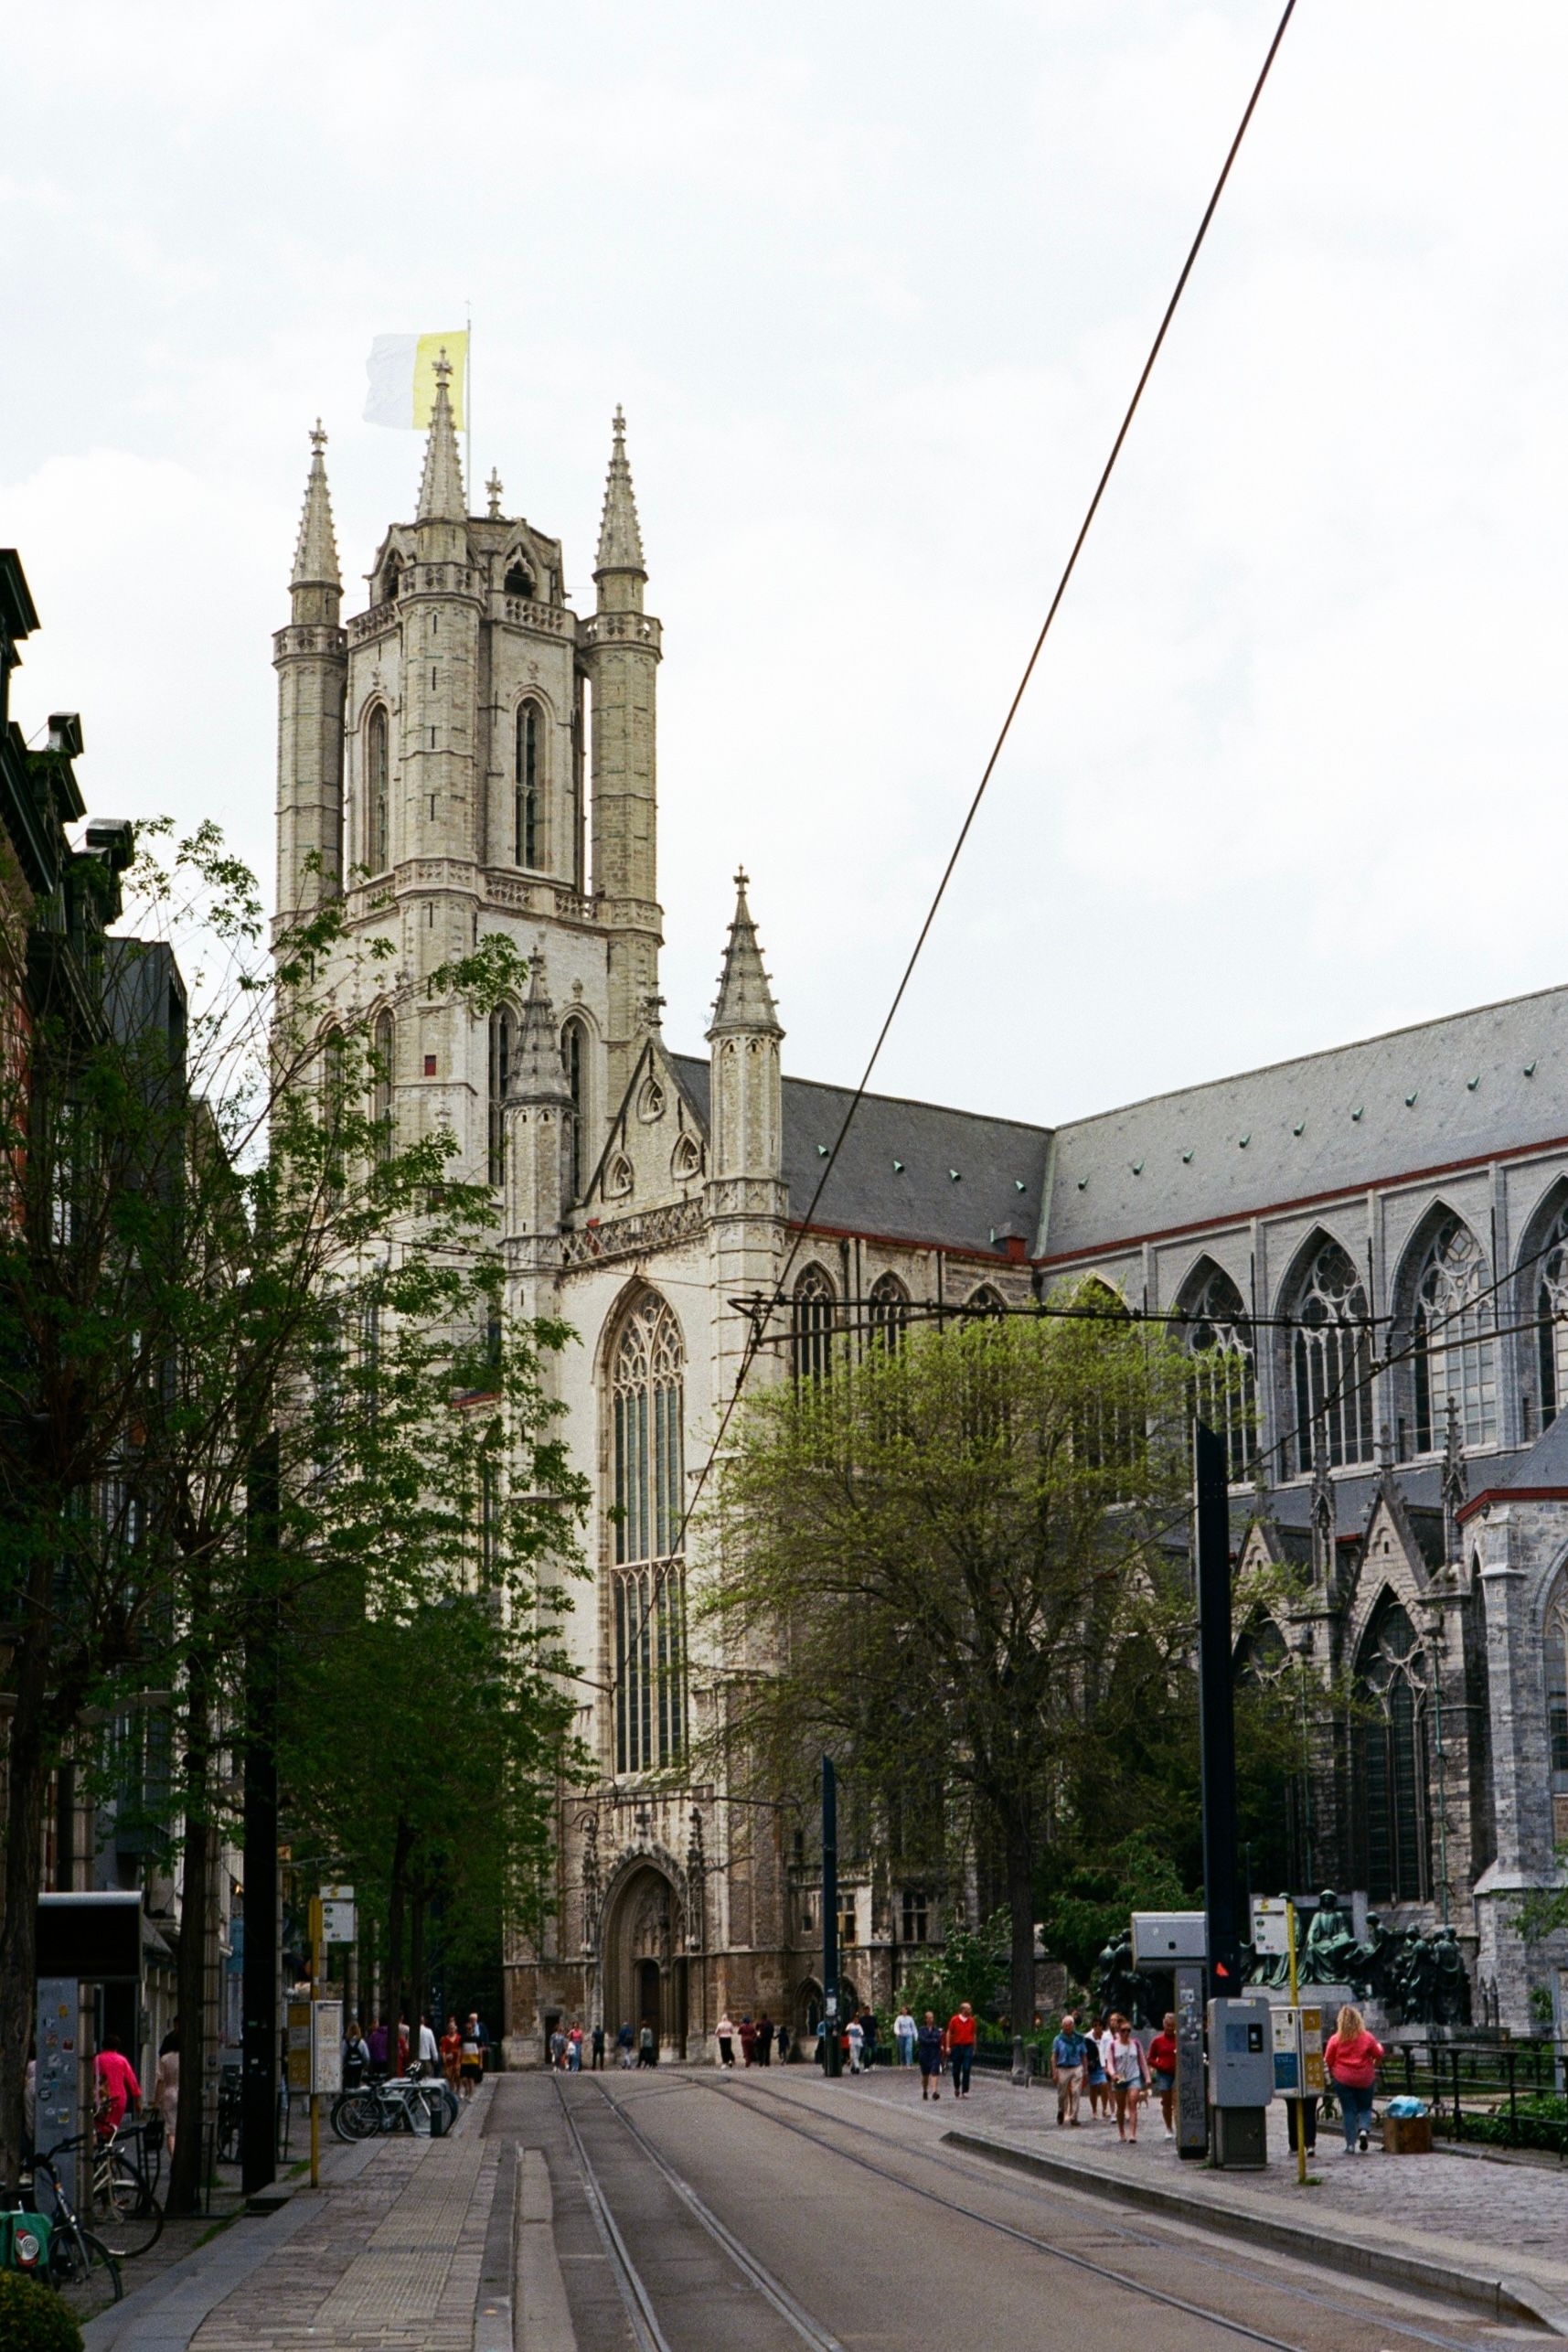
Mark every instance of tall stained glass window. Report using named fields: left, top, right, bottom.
left=1411, top=1215, right=1496, bottom=1450
left=612, top=1292, right=686, bottom=1776
left=1290, top=1238, right=1375, bottom=1471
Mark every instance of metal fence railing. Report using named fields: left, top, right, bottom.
left=1360, top=2038, right=1568, bottom=2158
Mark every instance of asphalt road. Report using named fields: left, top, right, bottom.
left=487, top=2066, right=1547, bottom=2351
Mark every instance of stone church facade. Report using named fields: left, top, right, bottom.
left=275, top=365, right=1568, bottom=2054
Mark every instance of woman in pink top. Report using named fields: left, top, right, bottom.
left=1323, top=2003, right=1383, bottom=2154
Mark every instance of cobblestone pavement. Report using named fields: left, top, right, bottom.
left=909, top=2067, right=1568, bottom=2296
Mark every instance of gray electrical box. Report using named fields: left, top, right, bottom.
left=1207, top=1997, right=1275, bottom=2108
left=1130, top=1911, right=1207, bottom=1966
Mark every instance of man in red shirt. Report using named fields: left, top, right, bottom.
left=1147, top=2011, right=1179, bottom=2140
left=94, top=2039, right=142, bottom=2137
left=945, top=2002, right=977, bottom=2100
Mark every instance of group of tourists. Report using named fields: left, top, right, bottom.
left=343, top=2010, right=489, bottom=2098
left=715, top=2013, right=791, bottom=2066
left=1050, top=2011, right=1176, bottom=2143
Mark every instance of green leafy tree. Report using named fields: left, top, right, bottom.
left=702, top=1298, right=1198, bottom=2079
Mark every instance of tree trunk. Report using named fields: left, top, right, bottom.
left=410, top=1887, right=427, bottom=2054
left=168, top=1677, right=212, bottom=2218
left=1005, top=1813, right=1036, bottom=2087
left=386, top=1814, right=411, bottom=2055
left=0, top=1551, right=60, bottom=2188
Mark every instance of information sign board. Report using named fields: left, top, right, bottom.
left=286, top=1997, right=312, bottom=2092
left=312, top=1997, right=343, bottom=2094
left=1251, top=1897, right=1290, bottom=1958
left=36, top=1979, right=80, bottom=2209
left=320, top=1901, right=356, bottom=1945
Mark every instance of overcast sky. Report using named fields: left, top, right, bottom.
left=5, top=1, right=1565, bottom=1128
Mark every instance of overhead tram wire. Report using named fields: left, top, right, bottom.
left=602, top=0, right=1302, bottom=1721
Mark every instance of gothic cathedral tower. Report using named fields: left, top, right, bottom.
left=273, top=358, right=664, bottom=1213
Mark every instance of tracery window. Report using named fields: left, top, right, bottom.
left=1411, top=1215, right=1496, bottom=1451
left=867, top=1272, right=910, bottom=1352
left=1353, top=1597, right=1432, bottom=1905
left=612, top=1292, right=687, bottom=1776
left=1545, top=1580, right=1568, bottom=1801
left=562, top=1018, right=586, bottom=1201
left=1289, top=1237, right=1375, bottom=1472
left=1182, top=1263, right=1256, bottom=1482
left=367, top=705, right=390, bottom=872
left=964, top=1285, right=1006, bottom=1318
left=487, top=1008, right=514, bottom=1187
left=1535, top=1197, right=1568, bottom=1428
left=370, top=1011, right=394, bottom=1161
left=515, top=703, right=541, bottom=869
left=792, top=1266, right=837, bottom=1385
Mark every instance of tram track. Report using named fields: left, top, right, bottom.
left=676, top=2069, right=1500, bottom=2352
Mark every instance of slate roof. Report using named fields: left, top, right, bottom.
left=1478, top=1408, right=1568, bottom=1495
left=1042, top=984, right=1568, bottom=1261
left=669, top=1054, right=1053, bottom=1257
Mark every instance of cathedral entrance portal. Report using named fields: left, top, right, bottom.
left=601, top=1861, right=688, bottom=2059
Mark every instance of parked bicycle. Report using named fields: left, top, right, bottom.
left=31, top=2139, right=123, bottom=2304
left=91, top=2119, right=165, bottom=2258
left=330, top=2066, right=457, bottom=2142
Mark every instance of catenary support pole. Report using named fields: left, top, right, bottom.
left=821, top=1757, right=841, bottom=2078
left=241, top=1436, right=280, bottom=2196
left=1196, top=1421, right=1242, bottom=1992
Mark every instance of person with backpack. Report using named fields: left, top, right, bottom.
left=1109, top=2014, right=1149, bottom=2142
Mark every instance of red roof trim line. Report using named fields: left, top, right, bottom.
left=1039, top=1130, right=1568, bottom=1272
left=1456, top=1485, right=1568, bottom=1524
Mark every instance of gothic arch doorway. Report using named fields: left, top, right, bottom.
left=601, top=1860, right=688, bottom=2058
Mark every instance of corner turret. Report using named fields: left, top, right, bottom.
left=504, top=959, right=571, bottom=1251
left=706, top=870, right=783, bottom=1184
left=274, top=422, right=347, bottom=918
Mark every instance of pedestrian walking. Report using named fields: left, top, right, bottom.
left=592, top=2023, right=605, bottom=2071
left=616, top=2022, right=635, bottom=2069
left=1147, top=2013, right=1179, bottom=2140
left=568, top=2023, right=584, bottom=2072
left=757, top=2013, right=774, bottom=2067
left=894, top=2005, right=916, bottom=2067
left=549, top=2024, right=567, bottom=2070
left=1088, top=2015, right=1114, bottom=2118
left=739, top=2015, right=758, bottom=2067
left=466, top=2012, right=491, bottom=2075
left=152, top=2040, right=179, bottom=2158
left=396, top=2018, right=411, bottom=2075
left=418, top=2015, right=440, bottom=2071
left=776, top=2022, right=791, bottom=2065
left=860, top=2008, right=880, bottom=2071
left=1324, top=2005, right=1384, bottom=2154
left=637, top=2021, right=656, bottom=2069
left=946, top=2002, right=976, bottom=2100
left=462, top=2015, right=487, bottom=2097
left=845, top=2016, right=865, bottom=2074
left=441, top=2015, right=462, bottom=2093
left=717, top=2012, right=736, bottom=2069
left=1110, top=2015, right=1148, bottom=2142
left=368, top=2019, right=389, bottom=2077
left=94, top=2038, right=142, bottom=2136
left=344, top=2019, right=372, bottom=2087
left=1051, top=2013, right=1090, bottom=2127
left=916, top=2010, right=944, bottom=2100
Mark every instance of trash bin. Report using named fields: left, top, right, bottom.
left=1383, top=2112, right=1432, bottom=2154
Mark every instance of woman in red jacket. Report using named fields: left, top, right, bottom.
left=1323, top=2003, right=1383, bottom=2154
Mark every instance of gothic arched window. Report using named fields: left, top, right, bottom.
left=1409, top=1213, right=1496, bottom=1451
left=504, top=558, right=534, bottom=599
left=965, top=1285, right=1006, bottom=1318
left=561, top=1018, right=586, bottom=1201
left=867, top=1272, right=910, bottom=1352
left=611, top=1292, right=687, bottom=1776
left=487, top=1008, right=514, bottom=1187
left=1181, top=1262, right=1256, bottom=1482
left=367, top=705, right=390, bottom=872
left=792, top=1266, right=837, bottom=1385
left=515, top=702, right=541, bottom=869
left=381, top=552, right=401, bottom=604
left=370, top=1010, right=393, bottom=1162
left=1288, top=1236, right=1375, bottom=1473
left=1353, top=1596, right=1431, bottom=1904
left=1534, top=1195, right=1568, bottom=1430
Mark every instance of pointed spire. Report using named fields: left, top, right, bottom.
left=485, top=468, right=505, bottom=520
left=1442, top=1395, right=1467, bottom=1564
left=595, top=404, right=645, bottom=579
left=292, top=420, right=340, bottom=591
left=513, top=957, right=571, bottom=1103
left=709, top=869, right=782, bottom=1038
left=416, top=349, right=466, bottom=525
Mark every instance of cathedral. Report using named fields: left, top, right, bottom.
left=276, top=359, right=1568, bottom=2055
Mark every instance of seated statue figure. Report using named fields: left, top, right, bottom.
left=1298, top=1887, right=1360, bottom=1985
left=1349, top=1911, right=1398, bottom=2004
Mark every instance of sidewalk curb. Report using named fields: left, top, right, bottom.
left=944, top=2125, right=1568, bottom=2336
left=474, top=2138, right=517, bottom=2352
left=517, top=2147, right=578, bottom=2351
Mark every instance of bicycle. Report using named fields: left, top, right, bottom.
left=91, top=2120, right=165, bottom=2258
left=31, top=2139, right=123, bottom=2304
left=330, top=2070, right=457, bottom=2142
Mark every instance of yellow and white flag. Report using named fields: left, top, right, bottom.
left=364, top=332, right=467, bottom=430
